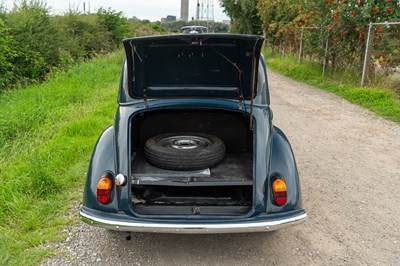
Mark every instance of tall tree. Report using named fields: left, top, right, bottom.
left=220, top=0, right=262, bottom=34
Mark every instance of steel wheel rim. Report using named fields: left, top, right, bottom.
left=159, top=135, right=212, bottom=150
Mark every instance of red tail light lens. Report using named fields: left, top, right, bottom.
left=272, top=179, right=287, bottom=206
left=97, top=177, right=112, bottom=204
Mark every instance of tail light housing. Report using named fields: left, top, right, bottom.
left=272, top=178, right=287, bottom=206
left=97, top=177, right=112, bottom=204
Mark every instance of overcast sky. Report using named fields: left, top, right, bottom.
left=2, top=0, right=230, bottom=22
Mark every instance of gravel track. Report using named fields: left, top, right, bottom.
left=42, top=71, right=400, bottom=266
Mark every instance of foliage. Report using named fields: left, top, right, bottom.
left=127, top=19, right=168, bottom=37
left=219, top=0, right=262, bottom=34
left=97, top=7, right=129, bottom=48
left=54, top=12, right=113, bottom=59
left=0, top=18, right=15, bottom=88
left=0, top=1, right=166, bottom=92
left=3, top=0, right=65, bottom=84
left=0, top=51, right=121, bottom=265
left=264, top=50, right=400, bottom=123
left=257, top=1, right=311, bottom=52
left=257, top=0, right=400, bottom=72
left=324, top=0, right=400, bottom=68
left=161, top=20, right=229, bottom=33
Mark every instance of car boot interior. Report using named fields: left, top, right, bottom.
left=130, top=109, right=254, bottom=216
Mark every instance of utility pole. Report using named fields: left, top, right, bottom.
left=198, top=0, right=214, bottom=32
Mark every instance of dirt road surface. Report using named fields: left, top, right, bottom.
left=43, top=71, right=400, bottom=266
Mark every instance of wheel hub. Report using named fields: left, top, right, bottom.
left=159, top=136, right=211, bottom=150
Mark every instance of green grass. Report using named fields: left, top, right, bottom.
left=264, top=51, right=400, bottom=123
left=0, top=51, right=122, bottom=265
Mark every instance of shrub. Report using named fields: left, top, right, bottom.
left=97, top=7, right=129, bottom=47
left=0, top=1, right=167, bottom=92
left=3, top=0, right=64, bottom=84
left=54, top=12, right=113, bottom=59
left=0, top=18, right=15, bottom=89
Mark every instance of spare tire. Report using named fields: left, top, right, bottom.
left=144, top=133, right=225, bottom=170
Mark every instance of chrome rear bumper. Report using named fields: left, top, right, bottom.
left=79, top=208, right=307, bottom=234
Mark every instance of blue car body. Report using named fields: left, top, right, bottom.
left=80, top=34, right=306, bottom=233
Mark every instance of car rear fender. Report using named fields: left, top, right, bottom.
left=83, top=126, right=119, bottom=212
left=266, top=126, right=303, bottom=212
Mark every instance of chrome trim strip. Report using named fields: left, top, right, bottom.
left=79, top=210, right=307, bottom=234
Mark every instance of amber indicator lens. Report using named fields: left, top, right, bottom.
left=97, top=177, right=112, bottom=204
left=272, top=179, right=287, bottom=206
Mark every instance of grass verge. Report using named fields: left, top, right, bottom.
left=0, top=51, right=123, bottom=265
left=264, top=51, right=400, bottom=123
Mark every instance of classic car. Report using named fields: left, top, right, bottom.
left=180, top=26, right=208, bottom=34
left=79, top=33, right=307, bottom=233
